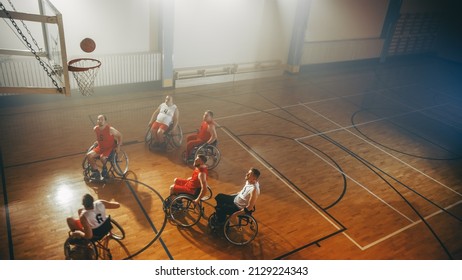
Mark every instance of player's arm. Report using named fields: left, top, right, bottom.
left=232, top=188, right=257, bottom=217
left=172, top=109, right=179, bottom=130
left=207, top=123, right=217, bottom=144
left=100, top=199, right=120, bottom=209
left=110, top=127, right=123, bottom=151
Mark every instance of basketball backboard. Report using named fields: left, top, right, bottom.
left=0, top=0, right=70, bottom=95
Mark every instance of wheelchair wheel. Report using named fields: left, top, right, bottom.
left=64, top=237, right=98, bottom=260
left=82, top=157, right=92, bottom=179
left=169, top=125, right=183, bottom=148
left=194, top=144, right=221, bottom=170
left=82, top=142, right=99, bottom=179
left=201, top=185, right=213, bottom=201
left=109, top=218, right=125, bottom=240
left=223, top=214, right=258, bottom=245
left=145, top=128, right=152, bottom=144
left=208, top=212, right=220, bottom=233
left=112, top=149, right=129, bottom=176
left=169, top=195, right=202, bottom=227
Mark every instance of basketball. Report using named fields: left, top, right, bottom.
left=80, top=37, right=96, bottom=53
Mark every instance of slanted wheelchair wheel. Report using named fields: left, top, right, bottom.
left=201, top=185, right=213, bottom=201
left=109, top=218, right=125, bottom=240
left=169, top=195, right=202, bottom=227
left=82, top=157, right=92, bottom=179
left=169, top=125, right=183, bottom=148
left=194, top=145, right=221, bottom=170
left=112, top=149, right=129, bottom=176
left=145, top=128, right=152, bottom=144
left=207, top=212, right=221, bottom=234
left=64, top=237, right=98, bottom=260
left=82, top=142, right=99, bottom=179
left=223, top=214, right=258, bottom=245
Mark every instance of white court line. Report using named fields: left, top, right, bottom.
left=298, top=102, right=462, bottom=197
left=219, top=125, right=343, bottom=232
left=220, top=124, right=405, bottom=251
left=379, top=85, right=462, bottom=132
left=296, top=103, right=450, bottom=141
left=224, top=125, right=462, bottom=251
left=361, top=200, right=462, bottom=250
left=214, top=88, right=462, bottom=251
left=293, top=139, right=415, bottom=224
left=214, top=92, right=366, bottom=121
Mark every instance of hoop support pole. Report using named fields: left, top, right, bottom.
left=0, top=10, right=57, bottom=23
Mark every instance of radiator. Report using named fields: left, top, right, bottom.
left=0, top=52, right=162, bottom=90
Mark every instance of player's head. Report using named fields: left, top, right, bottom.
left=165, top=95, right=173, bottom=105
left=97, top=114, right=107, bottom=127
left=203, top=110, right=214, bottom=121
left=246, top=168, right=260, bottom=183
left=82, top=193, right=94, bottom=209
left=194, top=154, right=207, bottom=167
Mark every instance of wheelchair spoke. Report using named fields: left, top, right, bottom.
left=224, top=215, right=258, bottom=245
left=113, top=150, right=129, bottom=176
left=169, top=196, right=202, bottom=227
left=64, top=238, right=98, bottom=260
left=110, top=219, right=125, bottom=240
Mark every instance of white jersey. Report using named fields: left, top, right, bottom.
left=156, top=103, right=177, bottom=126
left=81, top=200, right=107, bottom=230
left=234, top=181, right=260, bottom=209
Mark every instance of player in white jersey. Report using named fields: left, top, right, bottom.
left=213, top=168, right=261, bottom=224
left=148, top=95, right=179, bottom=149
left=66, top=193, right=120, bottom=240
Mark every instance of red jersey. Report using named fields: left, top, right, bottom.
left=186, top=166, right=208, bottom=188
left=94, top=125, right=115, bottom=154
left=197, top=121, right=212, bottom=141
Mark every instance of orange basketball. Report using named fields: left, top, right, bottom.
left=80, top=38, right=96, bottom=53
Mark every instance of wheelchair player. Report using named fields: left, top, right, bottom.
left=167, top=154, right=209, bottom=205
left=210, top=168, right=261, bottom=226
left=86, top=114, right=123, bottom=180
left=66, top=193, right=120, bottom=241
left=182, top=110, right=217, bottom=163
left=147, top=95, right=179, bottom=150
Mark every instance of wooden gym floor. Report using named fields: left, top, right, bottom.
left=1, top=56, right=461, bottom=260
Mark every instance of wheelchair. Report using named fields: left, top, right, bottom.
left=187, top=140, right=221, bottom=170
left=64, top=216, right=125, bottom=260
left=208, top=208, right=258, bottom=246
left=163, top=185, right=213, bottom=227
left=145, top=123, right=183, bottom=151
left=82, top=141, right=129, bottom=182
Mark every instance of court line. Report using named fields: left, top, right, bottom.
left=214, top=92, right=366, bottom=121
left=219, top=126, right=346, bottom=231
left=376, top=80, right=462, bottom=133
left=295, top=138, right=461, bottom=251
left=293, top=138, right=416, bottom=224
left=124, top=179, right=173, bottom=260
left=361, top=200, right=462, bottom=250
left=298, top=102, right=462, bottom=197
left=295, top=102, right=451, bottom=141
left=0, top=147, right=15, bottom=259
left=294, top=103, right=461, bottom=252
left=218, top=96, right=458, bottom=254
left=221, top=125, right=398, bottom=252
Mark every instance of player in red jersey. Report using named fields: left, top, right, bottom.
left=86, top=115, right=123, bottom=180
left=170, top=154, right=208, bottom=204
left=184, top=110, right=217, bottom=162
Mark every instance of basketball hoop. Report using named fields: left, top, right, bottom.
left=68, top=58, right=101, bottom=96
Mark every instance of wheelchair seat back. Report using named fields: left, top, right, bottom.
left=90, top=216, right=113, bottom=242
